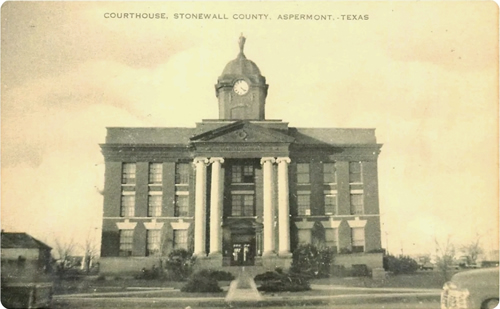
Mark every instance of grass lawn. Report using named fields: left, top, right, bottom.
left=312, top=270, right=460, bottom=289
left=53, top=269, right=459, bottom=296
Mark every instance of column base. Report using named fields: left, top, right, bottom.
left=278, top=251, right=292, bottom=258
left=262, top=251, right=277, bottom=257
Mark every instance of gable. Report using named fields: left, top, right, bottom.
left=190, top=121, right=294, bottom=144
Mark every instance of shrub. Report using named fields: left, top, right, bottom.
left=290, top=244, right=336, bottom=278
left=135, top=266, right=161, bottom=280
left=181, top=270, right=222, bottom=293
left=164, top=249, right=195, bottom=281
left=254, top=271, right=282, bottom=282
left=256, top=270, right=310, bottom=292
left=384, top=255, right=419, bottom=275
left=206, top=270, right=235, bottom=281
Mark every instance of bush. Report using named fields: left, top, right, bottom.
left=206, top=270, right=235, bottom=281
left=164, top=249, right=195, bottom=281
left=135, top=266, right=161, bottom=280
left=256, top=270, right=310, bottom=292
left=384, top=255, right=419, bottom=275
left=290, top=244, right=336, bottom=278
left=181, top=270, right=222, bottom=293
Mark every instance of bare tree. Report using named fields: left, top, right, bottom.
left=54, top=237, right=77, bottom=274
left=81, top=228, right=100, bottom=274
left=460, top=233, right=483, bottom=265
left=434, top=235, right=456, bottom=282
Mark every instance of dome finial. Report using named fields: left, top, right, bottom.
left=238, top=33, right=246, bottom=56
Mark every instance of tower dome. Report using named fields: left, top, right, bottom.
left=221, top=53, right=261, bottom=76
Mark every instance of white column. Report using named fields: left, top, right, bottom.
left=209, top=157, right=224, bottom=256
left=277, top=157, right=291, bottom=256
left=261, top=157, right=276, bottom=256
left=193, top=157, right=209, bottom=257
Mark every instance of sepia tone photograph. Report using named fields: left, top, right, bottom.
left=1, top=1, right=498, bottom=308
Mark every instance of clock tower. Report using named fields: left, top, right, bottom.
left=215, top=35, right=269, bottom=120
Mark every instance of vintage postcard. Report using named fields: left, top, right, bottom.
left=1, top=1, right=498, bottom=308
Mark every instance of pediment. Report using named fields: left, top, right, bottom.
left=190, top=121, right=295, bottom=144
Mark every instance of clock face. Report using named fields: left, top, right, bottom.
left=233, top=80, right=249, bottom=95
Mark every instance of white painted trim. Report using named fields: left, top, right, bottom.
left=297, top=190, right=311, bottom=194
left=116, top=219, right=137, bottom=230
left=121, top=191, right=135, bottom=195
left=323, top=190, right=338, bottom=194
left=321, top=218, right=342, bottom=229
left=148, top=191, right=163, bottom=196
left=171, top=219, right=190, bottom=230
left=175, top=191, right=189, bottom=196
left=231, top=190, right=255, bottom=195
left=295, top=219, right=315, bottom=230
left=350, top=189, right=364, bottom=194
left=347, top=217, right=367, bottom=228
left=144, top=219, right=164, bottom=230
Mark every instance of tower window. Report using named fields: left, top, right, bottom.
left=122, top=163, right=136, bottom=185
left=297, top=163, right=310, bottom=184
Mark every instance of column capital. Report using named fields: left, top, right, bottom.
left=260, top=157, right=276, bottom=165
left=276, top=157, right=291, bottom=164
left=193, top=157, right=209, bottom=165
left=209, top=157, right=225, bottom=164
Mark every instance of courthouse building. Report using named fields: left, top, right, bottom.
left=99, top=37, right=383, bottom=274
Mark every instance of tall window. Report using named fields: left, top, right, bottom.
left=324, top=194, right=337, bottom=215
left=323, top=163, right=336, bottom=183
left=122, top=163, right=136, bottom=184
left=351, top=228, right=365, bottom=252
left=119, top=230, right=133, bottom=256
left=349, top=162, right=362, bottom=183
left=173, top=230, right=188, bottom=250
left=325, top=229, right=338, bottom=252
left=146, top=230, right=161, bottom=256
left=297, top=163, right=310, bottom=184
left=175, top=163, right=190, bottom=185
left=174, top=195, right=189, bottom=217
left=232, top=165, right=254, bottom=183
left=148, top=194, right=162, bottom=217
left=231, top=194, right=254, bottom=216
left=149, top=163, right=162, bottom=184
left=350, top=194, right=364, bottom=215
left=120, top=194, right=135, bottom=217
left=297, top=193, right=310, bottom=215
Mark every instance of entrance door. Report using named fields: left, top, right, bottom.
left=232, top=243, right=254, bottom=266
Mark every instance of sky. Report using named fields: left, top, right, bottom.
left=1, top=1, right=498, bottom=257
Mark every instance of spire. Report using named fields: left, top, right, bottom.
left=238, top=33, right=246, bottom=57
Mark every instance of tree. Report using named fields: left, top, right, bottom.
left=81, top=228, right=99, bottom=274
left=54, top=237, right=77, bottom=275
left=434, top=235, right=456, bottom=282
left=460, top=233, right=483, bottom=265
